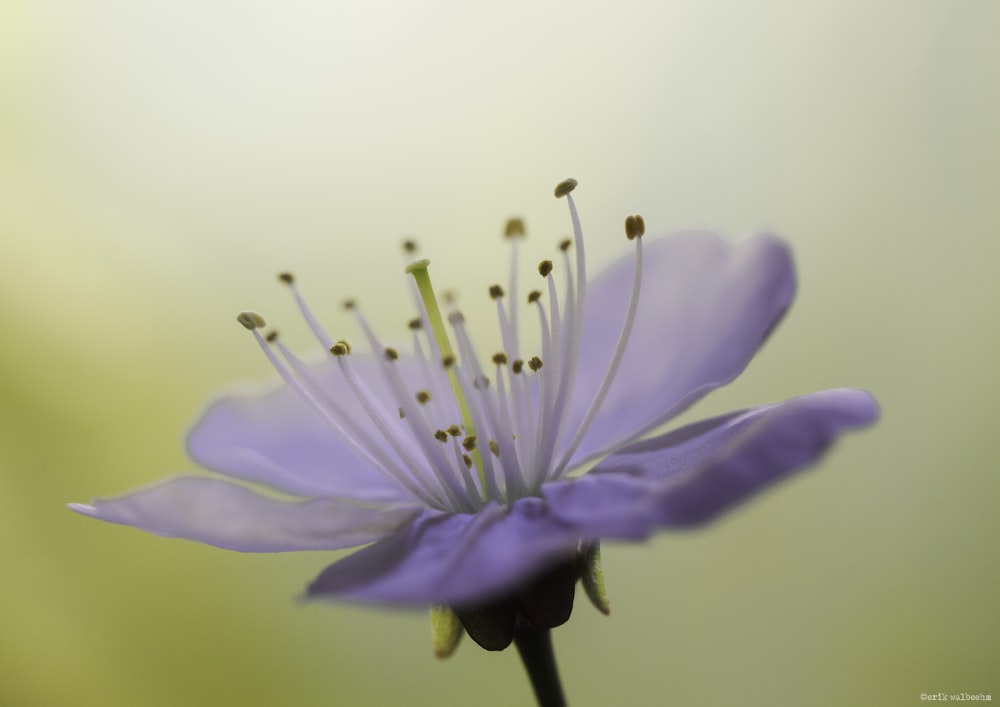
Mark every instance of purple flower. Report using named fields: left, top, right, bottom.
left=69, top=179, right=877, bottom=643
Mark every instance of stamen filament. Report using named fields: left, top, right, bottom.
left=554, top=232, right=644, bottom=476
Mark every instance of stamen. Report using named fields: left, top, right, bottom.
left=435, top=430, right=448, bottom=442
left=512, top=359, right=524, bottom=375
left=384, top=347, right=399, bottom=360
left=416, top=390, right=431, bottom=404
left=554, top=216, right=645, bottom=476
left=278, top=274, right=334, bottom=350
left=504, top=218, right=524, bottom=358
left=528, top=356, right=543, bottom=372
left=239, top=317, right=440, bottom=507
left=402, top=239, right=419, bottom=255
left=488, top=284, right=505, bottom=299
left=538, top=260, right=553, bottom=277
left=527, top=290, right=542, bottom=303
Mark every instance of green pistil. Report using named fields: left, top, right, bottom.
left=406, top=259, right=487, bottom=498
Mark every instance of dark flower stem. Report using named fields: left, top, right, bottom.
left=514, top=623, right=567, bottom=707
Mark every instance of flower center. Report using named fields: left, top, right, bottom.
left=236, top=179, right=645, bottom=513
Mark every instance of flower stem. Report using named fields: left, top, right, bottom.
left=514, top=623, right=567, bottom=707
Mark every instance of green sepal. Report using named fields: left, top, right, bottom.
left=429, top=605, right=463, bottom=659
left=579, top=542, right=611, bottom=615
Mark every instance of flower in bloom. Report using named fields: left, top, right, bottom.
left=69, top=179, right=878, bottom=652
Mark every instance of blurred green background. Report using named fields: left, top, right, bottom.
left=2, top=1, right=997, bottom=705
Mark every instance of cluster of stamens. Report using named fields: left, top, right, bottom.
left=237, top=179, right=645, bottom=513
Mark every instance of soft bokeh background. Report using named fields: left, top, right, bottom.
left=2, top=1, right=997, bottom=705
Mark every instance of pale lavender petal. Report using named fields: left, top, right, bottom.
left=187, top=356, right=422, bottom=503
left=305, top=497, right=582, bottom=606
left=562, top=232, right=796, bottom=467
left=544, top=389, right=878, bottom=536
left=68, top=476, right=422, bottom=552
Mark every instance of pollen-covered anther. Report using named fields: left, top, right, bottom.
left=449, top=311, right=465, bottom=325
left=442, top=354, right=456, bottom=369
left=492, top=352, right=509, bottom=365
left=554, top=178, right=578, bottom=198
left=462, top=435, right=477, bottom=451
left=402, top=239, right=418, bottom=254
left=462, top=454, right=473, bottom=469
left=446, top=424, right=461, bottom=437
left=625, top=214, right=646, bottom=240
left=342, top=299, right=357, bottom=311
left=408, top=317, right=423, bottom=330
left=528, top=356, right=543, bottom=372
left=384, top=347, right=399, bottom=361
left=415, top=390, right=431, bottom=405
left=434, top=430, right=448, bottom=443
left=504, top=217, right=526, bottom=238
left=527, top=290, right=542, bottom=304
left=538, top=260, right=553, bottom=277
left=489, top=439, right=500, bottom=457
left=488, top=284, right=505, bottom=300
left=558, top=238, right=572, bottom=252
left=265, top=330, right=279, bottom=343
left=236, top=311, right=266, bottom=330
left=473, top=375, right=490, bottom=390
left=512, top=359, right=524, bottom=375
left=398, top=407, right=405, bottom=419
left=329, top=340, right=351, bottom=356
left=277, top=272, right=294, bottom=285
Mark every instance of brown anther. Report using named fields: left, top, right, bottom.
left=384, top=347, right=399, bottom=360
left=512, top=359, right=524, bottom=374
left=402, top=239, right=418, bottom=254
left=442, top=354, right=456, bottom=369
left=625, top=214, right=646, bottom=240
left=265, top=330, right=279, bottom=343
left=398, top=407, right=405, bottom=419
left=527, top=290, right=542, bottom=304
left=330, top=341, right=350, bottom=356
left=492, top=352, right=509, bottom=365
left=489, top=439, right=500, bottom=457
left=488, top=284, right=505, bottom=300
left=538, top=260, right=553, bottom=277
left=446, top=424, right=462, bottom=437
left=449, top=311, right=466, bottom=325
left=462, top=454, right=473, bottom=469
left=342, top=299, right=357, bottom=310
left=416, top=390, right=431, bottom=404
left=278, top=272, right=295, bottom=285
left=408, top=317, right=423, bottom=330
left=434, top=430, right=448, bottom=443
left=462, top=435, right=477, bottom=451
left=504, top=217, right=526, bottom=238
left=558, top=238, right=572, bottom=252
left=528, top=356, right=543, bottom=372
left=554, top=178, right=578, bottom=198
left=473, top=375, right=490, bottom=390
left=443, top=290, right=457, bottom=305
left=237, top=311, right=266, bottom=330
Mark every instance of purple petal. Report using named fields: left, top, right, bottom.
left=306, top=497, right=582, bottom=606
left=186, top=357, right=421, bottom=503
left=544, top=389, right=879, bottom=537
left=68, top=476, right=422, bottom=552
left=562, top=232, right=796, bottom=467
